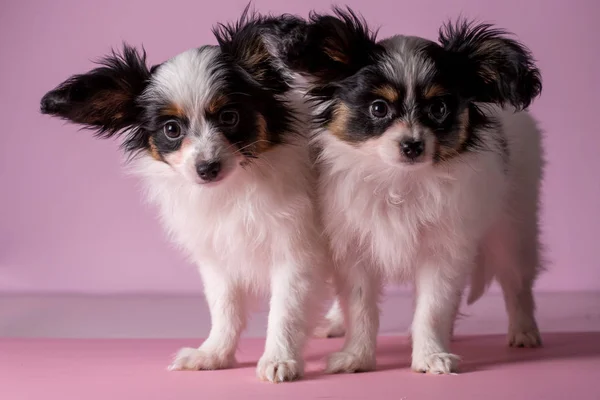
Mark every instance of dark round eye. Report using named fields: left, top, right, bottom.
left=163, top=121, right=182, bottom=139
left=370, top=100, right=389, bottom=119
left=429, top=100, right=448, bottom=121
left=219, top=110, right=239, bottom=127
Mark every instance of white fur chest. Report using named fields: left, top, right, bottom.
left=130, top=144, right=318, bottom=289
left=316, top=133, right=507, bottom=282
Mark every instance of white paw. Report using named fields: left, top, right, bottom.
left=168, top=347, right=233, bottom=371
left=508, top=328, right=542, bottom=348
left=256, top=355, right=303, bottom=383
left=326, top=351, right=376, bottom=373
left=314, top=319, right=346, bottom=338
left=412, top=352, right=460, bottom=374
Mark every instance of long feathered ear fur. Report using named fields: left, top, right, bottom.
left=281, top=6, right=383, bottom=82
left=40, top=44, right=152, bottom=137
left=212, top=4, right=302, bottom=94
left=439, top=19, right=542, bottom=110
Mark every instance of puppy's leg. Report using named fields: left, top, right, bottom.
left=495, top=235, right=541, bottom=347
left=170, top=267, right=246, bottom=371
left=257, top=264, right=318, bottom=383
left=326, top=267, right=380, bottom=373
left=314, top=298, right=346, bottom=338
left=449, top=289, right=464, bottom=341
left=485, top=218, right=542, bottom=348
left=411, top=261, right=464, bottom=374
left=499, top=278, right=541, bottom=348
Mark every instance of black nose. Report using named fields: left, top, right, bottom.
left=196, top=161, right=222, bottom=182
left=400, top=139, right=425, bottom=159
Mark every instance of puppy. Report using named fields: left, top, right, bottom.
left=280, top=8, right=544, bottom=374
left=40, top=10, right=328, bottom=383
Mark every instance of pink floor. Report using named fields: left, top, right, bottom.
left=3, top=333, right=600, bottom=400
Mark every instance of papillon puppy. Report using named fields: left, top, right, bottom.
left=279, top=8, right=544, bottom=374
left=40, top=10, right=329, bottom=383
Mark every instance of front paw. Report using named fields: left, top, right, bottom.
left=412, top=352, right=460, bottom=374
left=168, top=347, right=234, bottom=371
left=326, top=351, right=376, bottom=374
left=508, top=327, right=542, bottom=348
left=256, top=355, right=303, bottom=383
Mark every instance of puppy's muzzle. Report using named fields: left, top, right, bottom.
left=196, top=160, right=222, bottom=183
left=399, top=138, right=425, bottom=160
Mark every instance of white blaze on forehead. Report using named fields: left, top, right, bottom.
left=380, top=35, right=437, bottom=107
left=145, top=46, right=225, bottom=121
left=141, top=46, right=234, bottom=174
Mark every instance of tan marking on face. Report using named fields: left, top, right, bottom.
left=437, top=108, right=470, bottom=161
left=327, top=102, right=351, bottom=140
left=373, top=85, right=399, bottom=103
left=438, top=144, right=459, bottom=160
left=148, top=136, right=161, bottom=161
left=207, top=94, right=229, bottom=114
left=160, top=104, right=185, bottom=119
left=164, top=137, right=192, bottom=166
left=457, top=108, right=470, bottom=146
left=253, top=114, right=272, bottom=154
left=424, top=85, right=447, bottom=99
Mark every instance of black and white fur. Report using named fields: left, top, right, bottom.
left=280, top=8, right=544, bottom=374
left=40, top=10, right=329, bottom=383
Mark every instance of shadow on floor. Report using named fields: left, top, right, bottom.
left=302, top=331, right=600, bottom=377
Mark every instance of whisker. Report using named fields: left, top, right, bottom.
left=255, top=155, right=277, bottom=174
left=224, top=141, right=243, bottom=153
left=233, top=139, right=271, bottom=155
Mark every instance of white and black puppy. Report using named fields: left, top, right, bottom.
left=40, top=11, right=328, bottom=383
left=280, top=8, right=544, bottom=374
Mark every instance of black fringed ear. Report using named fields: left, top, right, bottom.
left=40, top=44, right=152, bottom=137
left=439, top=19, right=542, bottom=110
left=212, top=4, right=299, bottom=94
left=282, top=6, right=383, bottom=82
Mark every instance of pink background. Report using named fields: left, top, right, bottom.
left=1, top=0, right=598, bottom=294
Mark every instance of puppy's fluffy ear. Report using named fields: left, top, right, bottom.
left=213, top=5, right=295, bottom=94
left=283, top=6, right=382, bottom=82
left=439, top=19, right=542, bottom=110
left=40, top=44, right=151, bottom=136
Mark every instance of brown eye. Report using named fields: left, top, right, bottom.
left=219, top=110, right=239, bottom=127
left=370, top=100, right=389, bottom=119
left=163, top=121, right=182, bottom=139
left=429, top=100, right=448, bottom=122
